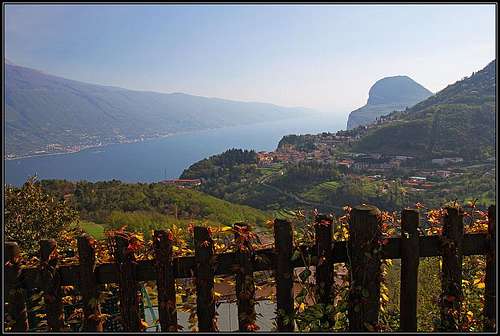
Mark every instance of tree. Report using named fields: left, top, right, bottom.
left=5, top=176, right=78, bottom=255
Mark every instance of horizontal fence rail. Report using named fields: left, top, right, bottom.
left=4, top=204, right=496, bottom=333
left=15, top=234, right=491, bottom=288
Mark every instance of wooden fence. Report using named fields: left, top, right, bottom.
left=4, top=204, right=496, bottom=332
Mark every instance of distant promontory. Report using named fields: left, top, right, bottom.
left=346, top=75, right=432, bottom=129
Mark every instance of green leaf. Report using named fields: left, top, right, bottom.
left=299, top=268, right=312, bottom=282
left=291, top=250, right=301, bottom=262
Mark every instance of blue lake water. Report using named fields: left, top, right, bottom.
left=5, top=115, right=345, bottom=186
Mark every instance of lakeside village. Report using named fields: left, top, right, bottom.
left=254, top=130, right=473, bottom=193
left=160, top=127, right=492, bottom=193
left=5, top=130, right=174, bottom=160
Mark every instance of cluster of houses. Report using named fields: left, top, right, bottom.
left=256, top=143, right=333, bottom=166
left=399, top=169, right=463, bottom=191
left=335, top=153, right=415, bottom=172
left=254, top=129, right=469, bottom=193
left=256, top=133, right=360, bottom=166
left=404, top=176, right=434, bottom=190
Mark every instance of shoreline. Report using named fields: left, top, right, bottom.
left=5, top=116, right=324, bottom=162
left=4, top=133, right=175, bottom=161
left=4, top=129, right=216, bottom=161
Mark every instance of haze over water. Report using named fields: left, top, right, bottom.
left=5, top=115, right=344, bottom=186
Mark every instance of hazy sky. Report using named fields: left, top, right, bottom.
left=4, top=4, right=496, bottom=116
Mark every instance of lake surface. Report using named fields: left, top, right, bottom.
left=5, top=115, right=344, bottom=186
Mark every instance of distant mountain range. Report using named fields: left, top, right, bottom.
left=346, top=75, right=433, bottom=129
left=353, top=60, right=496, bottom=160
left=5, top=61, right=314, bottom=157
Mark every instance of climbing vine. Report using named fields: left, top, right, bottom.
left=4, top=201, right=492, bottom=332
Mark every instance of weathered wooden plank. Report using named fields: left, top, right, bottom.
left=77, top=234, right=103, bottom=331
left=315, top=215, right=334, bottom=303
left=399, top=209, right=419, bottom=331
left=484, top=205, right=496, bottom=331
left=153, top=230, right=178, bottom=332
left=315, top=214, right=335, bottom=327
left=440, top=207, right=464, bottom=331
left=348, top=205, right=382, bottom=332
left=39, top=239, right=65, bottom=331
left=113, top=235, right=142, bottom=331
left=274, top=219, right=294, bottom=331
left=194, top=227, right=217, bottom=331
left=234, top=223, right=257, bottom=331
left=18, top=234, right=489, bottom=290
left=4, top=242, right=29, bottom=331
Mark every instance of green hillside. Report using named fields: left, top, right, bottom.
left=180, top=149, right=406, bottom=212
left=40, top=179, right=270, bottom=237
left=353, top=60, right=496, bottom=160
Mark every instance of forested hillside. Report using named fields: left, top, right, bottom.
left=180, top=150, right=407, bottom=212
left=40, top=179, right=269, bottom=237
left=354, top=60, right=496, bottom=160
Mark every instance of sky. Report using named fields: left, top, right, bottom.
left=4, top=4, right=497, bottom=117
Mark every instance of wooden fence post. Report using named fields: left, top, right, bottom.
left=153, top=230, right=178, bottom=332
left=400, top=209, right=419, bottom=331
left=234, top=223, right=257, bottom=331
left=113, top=235, right=142, bottom=331
left=39, top=239, right=64, bottom=331
left=77, top=234, right=103, bottom=331
left=274, top=219, right=294, bottom=331
left=315, top=214, right=335, bottom=327
left=484, top=205, right=496, bottom=331
left=194, top=226, right=217, bottom=331
left=348, top=205, right=382, bottom=332
left=5, top=242, right=29, bottom=331
left=440, top=206, right=464, bottom=331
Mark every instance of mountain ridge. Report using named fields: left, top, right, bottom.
left=5, top=62, right=315, bottom=157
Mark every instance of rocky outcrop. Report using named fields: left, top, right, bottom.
left=346, top=76, right=432, bottom=129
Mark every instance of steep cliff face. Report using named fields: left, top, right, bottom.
left=346, top=76, right=432, bottom=129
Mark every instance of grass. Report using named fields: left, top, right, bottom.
left=79, top=220, right=106, bottom=240
left=257, top=164, right=284, bottom=178
left=301, top=180, right=340, bottom=203
left=274, top=208, right=299, bottom=220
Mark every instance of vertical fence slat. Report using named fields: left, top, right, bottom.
left=440, top=206, right=464, bottom=331
left=400, top=209, right=419, bottom=331
left=39, top=239, right=64, bottom=331
left=484, top=205, right=496, bottom=331
left=77, top=234, right=103, bottom=331
left=194, top=226, right=217, bottom=331
left=234, top=223, right=257, bottom=331
left=5, top=242, right=29, bottom=331
left=274, top=219, right=294, bottom=331
left=153, top=230, right=178, bottom=332
left=315, top=214, right=335, bottom=326
left=348, top=205, right=381, bottom=332
left=6, top=203, right=496, bottom=333
left=114, top=235, right=142, bottom=331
